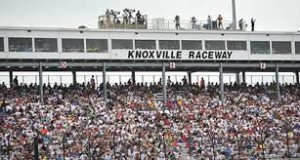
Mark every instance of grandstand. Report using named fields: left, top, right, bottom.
left=1, top=4, right=300, bottom=160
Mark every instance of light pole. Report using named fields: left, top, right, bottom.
left=231, top=0, right=237, bottom=30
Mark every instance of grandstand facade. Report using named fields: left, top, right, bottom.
left=1, top=26, right=300, bottom=102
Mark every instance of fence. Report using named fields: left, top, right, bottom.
left=98, top=14, right=233, bottom=31
left=0, top=73, right=297, bottom=87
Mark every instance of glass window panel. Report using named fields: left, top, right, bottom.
left=108, top=75, right=117, bottom=84
left=0, top=38, right=4, bottom=52
left=208, top=75, right=219, bottom=84
left=135, top=40, right=156, bottom=49
left=295, top=42, right=300, bottom=54
left=205, top=41, right=225, bottom=50
left=250, top=41, right=270, bottom=54
left=35, top=38, right=58, bottom=52
left=182, top=40, right=202, bottom=50
left=159, top=40, right=180, bottom=50
left=272, top=41, right=291, bottom=54
left=112, top=39, right=133, bottom=49
left=9, top=38, right=32, bottom=52
left=227, top=41, right=247, bottom=50
left=62, top=39, right=84, bottom=52
left=86, top=39, right=108, bottom=53
left=23, top=75, right=36, bottom=84
left=61, top=75, right=73, bottom=85
left=0, top=75, right=9, bottom=86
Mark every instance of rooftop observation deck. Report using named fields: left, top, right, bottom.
left=97, top=14, right=235, bottom=31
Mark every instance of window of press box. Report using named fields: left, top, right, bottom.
left=159, top=40, right=180, bottom=50
left=250, top=41, right=270, bottom=54
left=227, top=41, right=247, bottom=50
left=9, top=37, right=32, bottom=52
left=182, top=40, right=202, bottom=50
left=205, top=41, right=225, bottom=50
left=62, top=39, right=84, bottom=52
left=272, top=41, right=291, bottom=54
left=0, top=38, right=3, bottom=52
left=112, top=39, right=133, bottom=49
left=135, top=40, right=156, bottom=49
left=295, top=42, right=300, bottom=54
left=86, top=39, right=108, bottom=53
left=35, top=38, right=58, bottom=52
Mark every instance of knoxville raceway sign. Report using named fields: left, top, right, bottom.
left=127, top=50, right=234, bottom=60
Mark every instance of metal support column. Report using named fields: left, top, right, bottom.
left=34, top=133, right=39, bottom=160
left=295, top=71, right=299, bottom=84
left=275, top=63, right=281, bottom=101
left=39, top=62, right=44, bottom=106
left=231, top=0, right=237, bottom=30
left=103, top=62, right=107, bottom=102
left=162, top=63, right=167, bottom=106
left=131, top=71, right=136, bottom=84
left=9, top=70, right=13, bottom=87
left=242, top=71, right=246, bottom=84
left=235, top=72, right=240, bottom=84
left=219, top=63, right=224, bottom=102
left=188, top=71, right=192, bottom=84
left=72, top=70, right=77, bottom=85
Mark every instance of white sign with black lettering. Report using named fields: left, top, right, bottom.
left=110, top=50, right=249, bottom=60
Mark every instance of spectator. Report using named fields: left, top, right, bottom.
left=110, top=10, right=120, bottom=24
left=239, top=18, right=244, bottom=30
left=191, top=16, right=197, bottom=30
left=200, top=77, right=205, bottom=89
left=182, top=76, right=187, bottom=85
left=90, top=75, right=95, bottom=90
left=217, top=14, right=223, bottom=30
left=105, top=9, right=111, bottom=24
left=13, top=76, right=18, bottom=86
left=122, top=9, right=128, bottom=25
left=251, top=18, right=256, bottom=31
left=174, top=15, right=180, bottom=30
left=136, top=10, right=142, bottom=24
left=125, top=8, right=135, bottom=24
left=167, top=76, right=171, bottom=86
left=207, top=15, right=212, bottom=30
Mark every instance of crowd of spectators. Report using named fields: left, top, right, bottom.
left=0, top=78, right=300, bottom=160
left=176, top=14, right=226, bottom=30
left=104, top=8, right=146, bottom=26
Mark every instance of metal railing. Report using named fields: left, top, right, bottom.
left=98, top=15, right=234, bottom=31
left=0, top=74, right=296, bottom=87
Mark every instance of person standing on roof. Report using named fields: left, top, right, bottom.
left=105, top=9, right=111, bottom=24
left=175, top=15, right=180, bottom=30
left=136, top=10, right=142, bottom=24
left=191, top=16, right=197, bottom=30
left=207, top=15, right=212, bottom=30
left=217, top=14, right=223, bottom=30
left=122, top=9, right=128, bottom=24
left=251, top=18, right=256, bottom=31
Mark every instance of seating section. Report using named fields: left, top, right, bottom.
left=0, top=82, right=300, bottom=159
